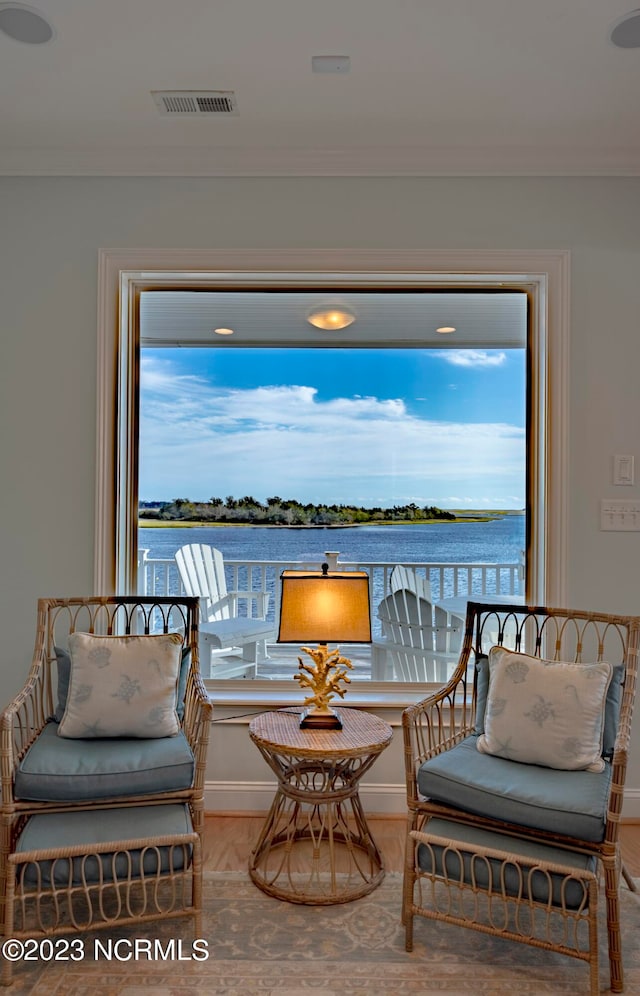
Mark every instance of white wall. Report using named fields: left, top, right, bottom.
left=2, top=175, right=640, bottom=812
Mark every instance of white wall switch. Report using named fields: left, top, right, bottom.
left=600, top=499, right=640, bottom=530
left=613, top=454, right=635, bottom=485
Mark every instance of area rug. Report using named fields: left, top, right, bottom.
left=6, top=872, right=640, bottom=995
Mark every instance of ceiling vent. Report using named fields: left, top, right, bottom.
left=151, top=90, right=238, bottom=116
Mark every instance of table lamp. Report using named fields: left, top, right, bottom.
left=277, top=563, right=372, bottom=729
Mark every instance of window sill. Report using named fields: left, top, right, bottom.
left=205, top=679, right=444, bottom=725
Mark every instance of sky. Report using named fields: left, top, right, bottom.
left=139, top=347, right=526, bottom=510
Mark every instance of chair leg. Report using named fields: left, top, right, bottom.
left=198, top=635, right=212, bottom=677
left=604, top=857, right=624, bottom=992
left=402, top=813, right=418, bottom=931
left=192, top=834, right=203, bottom=941
left=1, top=863, right=15, bottom=986
left=0, top=817, right=12, bottom=942
left=621, top=860, right=637, bottom=892
left=240, top=639, right=268, bottom=667
left=371, top=644, right=392, bottom=680
left=242, top=641, right=259, bottom=664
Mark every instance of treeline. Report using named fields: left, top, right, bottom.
left=139, top=496, right=456, bottom=526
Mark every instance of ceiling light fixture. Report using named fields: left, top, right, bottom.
left=437, top=326, right=456, bottom=334
left=213, top=327, right=235, bottom=336
left=610, top=9, right=640, bottom=47
left=307, top=305, right=356, bottom=331
left=0, top=3, right=54, bottom=43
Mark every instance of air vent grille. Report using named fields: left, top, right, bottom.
left=152, top=91, right=238, bottom=116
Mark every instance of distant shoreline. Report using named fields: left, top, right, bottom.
left=138, top=511, right=524, bottom=529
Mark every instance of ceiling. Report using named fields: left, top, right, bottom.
left=2, top=0, right=640, bottom=177
left=140, top=290, right=527, bottom=348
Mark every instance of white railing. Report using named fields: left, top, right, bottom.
left=137, top=549, right=523, bottom=640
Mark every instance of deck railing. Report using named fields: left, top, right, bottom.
left=137, top=549, right=523, bottom=640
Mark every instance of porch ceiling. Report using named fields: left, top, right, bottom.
left=140, top=289, right=527, bottom=349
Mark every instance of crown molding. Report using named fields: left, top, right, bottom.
left=3, top=144, right=640, bottom=177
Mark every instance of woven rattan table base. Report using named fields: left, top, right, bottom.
left=249, top=708, right=393, bottom=904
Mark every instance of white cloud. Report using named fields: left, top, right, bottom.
left=437, top=350, right=507, bottom=368
left=139, top=356, right=525, bottom=508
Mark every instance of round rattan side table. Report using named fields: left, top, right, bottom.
left=248, top=707, right=393, bottom=905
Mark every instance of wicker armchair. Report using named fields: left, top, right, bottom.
left=402, top=601, right=640, bottom=993
left=0, top=596, right=213, bottom=939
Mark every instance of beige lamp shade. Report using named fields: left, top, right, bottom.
left=277, top=569, right=372, bottom=644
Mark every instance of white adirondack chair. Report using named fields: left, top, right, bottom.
left=371, top=565, right=461, bottom=681
left=389, top=564, right=432, bottom=601
left=175, top=544, right=276, bottom=678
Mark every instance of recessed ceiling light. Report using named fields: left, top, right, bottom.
left=213, top=327, right=234, bottom=336
left=0, top=3, right=54, bottom=44
left=610, top=9, right=640, bottom=48
left=437, top=326, right=456, bottom=334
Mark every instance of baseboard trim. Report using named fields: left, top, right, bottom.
left=205, top=781, right=640, bottom=820
left=623, top=788, right=640, bottom=820
left=204, top=780, right=407, bottom=815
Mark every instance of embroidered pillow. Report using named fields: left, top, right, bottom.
left=58, top=632, right=183, bottom=739
left=477, top=646, right=612, bottom=772
left=54, top=643, right=191, bottom=723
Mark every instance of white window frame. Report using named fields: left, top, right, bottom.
left=95, top=248, right=569, bottom=704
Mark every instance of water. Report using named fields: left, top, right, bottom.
left=139, top=516, right=525, bottom=644
left=139, top=515, right=525, bottom=567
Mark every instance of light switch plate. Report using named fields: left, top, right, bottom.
left=600, top=499, right=640, bottom=530
left=613, top=454, right=635, bottom=485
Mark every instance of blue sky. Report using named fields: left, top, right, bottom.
left=140, top=347, right=525, bottom=509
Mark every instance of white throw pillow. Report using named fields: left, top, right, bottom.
left=477, top=646, right=612, bottom=772
left=58, top=632, right=183, bottom=739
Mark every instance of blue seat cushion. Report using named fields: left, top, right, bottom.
left=417, top=736, right=612, bottom=843
left=416, top=817, right=597, bottom=910
left=16, top=804, right=193, bottom=886
left=15, top=723, right=194, bottom=802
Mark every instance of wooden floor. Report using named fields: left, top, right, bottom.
left=203, top=813, right=640, bottom=877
